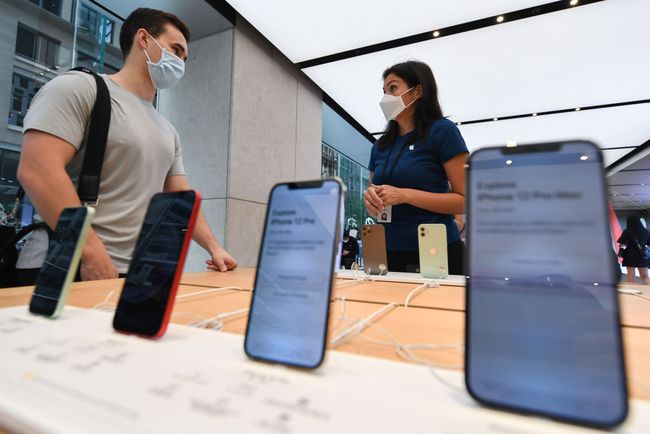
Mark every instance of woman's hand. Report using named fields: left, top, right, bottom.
left=363, top=185, right=384, bottom=215
left=376, top=185, right=407, bottom=206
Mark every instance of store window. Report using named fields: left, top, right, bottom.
left=321, top=102, right=374, bottom=231
left=0, top=148, right=21, bottom=223
left=8, top=73, right=44, bottom=128
left=28, top=0, right=62, bottom=16
left=73, top=1, right=123, bottom=75
left=78, top=3, right=115, bottom=44
left=321, top=145, right=338, bottom=178
left=321, top=143, right=371, bottom=230
left=76, top=50, right=120, bottom=74
left=2, top=0, right=123, bottom=222
left=15, top=24, right=60, bottom=68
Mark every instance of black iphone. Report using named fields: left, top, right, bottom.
left=244, top=179, right=344, bottom=368
left=465, top=140, right=628, bottom=427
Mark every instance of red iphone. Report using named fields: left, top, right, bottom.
left=113, top=190, right=200, bottom=338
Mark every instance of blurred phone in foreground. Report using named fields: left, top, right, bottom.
left=465, top=141, right=627, bottom=427
left=245, top=179, right=345, bottom=368
left=29, top=206, right=94, bottom=318
left=113, top=190, right=200, bottom=338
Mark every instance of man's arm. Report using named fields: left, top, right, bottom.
left=163, top=175, right=237, bottom=272
left=17, top=130, right=118, bottom=280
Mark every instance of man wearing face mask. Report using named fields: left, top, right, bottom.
left=364, top=61, right=468, bottom=274
left=15, top=8, right=237, bottom=283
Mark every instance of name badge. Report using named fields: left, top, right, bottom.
left=376, top=205, right=392, bottom=223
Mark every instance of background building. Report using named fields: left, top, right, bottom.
left=1, top=0, right=123, bottom=216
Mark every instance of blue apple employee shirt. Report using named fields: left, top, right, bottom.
left=368, top=118, right=468, bottom=252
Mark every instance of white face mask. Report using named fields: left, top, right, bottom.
left=143, top=35, right=185, bottom=89
left=379, top=86, right=416, bottom=121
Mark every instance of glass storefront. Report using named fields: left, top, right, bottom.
left=321, top=142, right=372, bottom=232
left=1, top=0, right=123, bottom=216
left=321, top=101, right=375, bottom=233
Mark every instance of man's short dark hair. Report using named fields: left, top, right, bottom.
left=119, top=8, right=191, bottom=58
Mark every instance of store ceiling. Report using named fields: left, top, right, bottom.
left=223, top=0, right=649, bottom=211
left=102, top=0, right=233, bottom=39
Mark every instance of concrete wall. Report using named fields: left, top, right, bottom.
left=162, top=19, right=323, bottom=270
left=158, top=29, right=234, bottom=272
left=226, top=19, right=322, bottom=267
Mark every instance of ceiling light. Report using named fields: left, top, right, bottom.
left=570, top=0, right=579, bottom=6
left=496, top=16, right=505, bottom=23
left=506, top=141, right=517, bottom=147
left=456, top=122, right=462, bottom=125
left=493, top=117, right=498, bottom=121
left=506, top=159, right=513, bottom=165
left=575, top=107, right=581, bottom=111
left=432, top=30, right=440, bottom=37
left=580, top=155, right=589, bottom=161
left=532, top=113, right=537, bottom=116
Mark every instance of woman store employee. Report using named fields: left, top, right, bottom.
left=363, top=61, right=468, bottom=274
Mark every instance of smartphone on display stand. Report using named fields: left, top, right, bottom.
left=244, top=178, right=345, bottom=369
left=360, top=224, right=388, bottom=275
left=418, top=224, right=448, bottom=279
left=29, top=206, right=95, bottom=318
left=465, top=141, right=628, bottom=427
left=113, top=190, right=201, bottom=338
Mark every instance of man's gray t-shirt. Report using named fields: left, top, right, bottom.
left=17, top=71, right=185, bottom=273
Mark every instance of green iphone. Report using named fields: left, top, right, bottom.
left=418, top=224, right=448, bottom=278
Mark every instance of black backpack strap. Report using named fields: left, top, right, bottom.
left=69, top=67, right=111, bottom=206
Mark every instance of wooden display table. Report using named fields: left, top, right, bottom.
left=1, top=272, right=649, bottom=401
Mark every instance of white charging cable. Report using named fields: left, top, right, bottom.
left=618, top=287, right=650, bottom=300
left=349, top=262, right=367, bottom=281
left=91, top=285, right=243, bottom=314
left=630, top=293, right=650, bottom=301
left=187, top=307, right=250, bottom=330
left=357, top=321, right=464, bottom=368
left=350, top=261, right=388, bottom=282
left=328, top=299, right=464, bottom=391
left=330, top=302, right=398, bottom=347
left=355, top=320, right=464, bottom=391
left=91, top=289, right=118, bottom=312
left=175, top=286, right=242, bottom=300
left=404, top=279, right=439, bottom=308
left=330, top=296, right=351, bottom=332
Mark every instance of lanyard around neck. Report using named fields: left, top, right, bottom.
left=381, top=139, right=410, bottom=184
